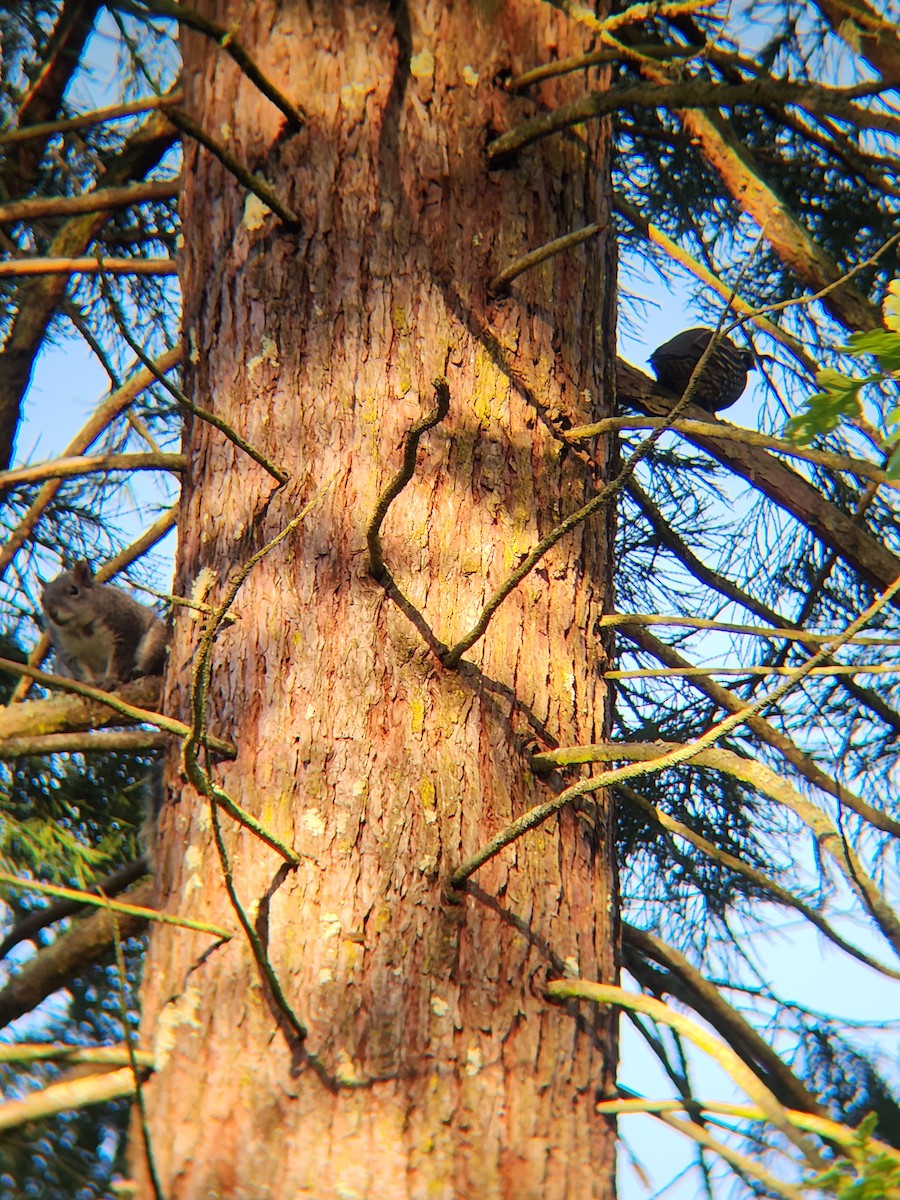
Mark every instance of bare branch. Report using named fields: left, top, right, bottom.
left=0, top=103, right=178, bottom=470
left=0, top=880, right=152, bottom=1030
left=0, top=731, right=168, bottom=758
left=0, top=1067, right=144, bottom=1133
left=0, top=663, right=235, bottom=760
left=0, top=256, right=177, bottom=278
left=618, top=627, right=900, bottom=840
left=618, top=798, right=900, bottom=979
left=3, top=0, right=103, bottom=196
left=567, top=415, right=899, bottom=488
left=546, top=980, right=826, bottom=1169
left=167, top=109, right=300, bottom=228
left=119, top=0, right=305, bottom=129
left=0, top=871, right=230, bottom=940
left=0, top=451, right=185, bottom=491
left=617, top=359, right=900, bottom=602
left=0, top=859, right=150, bottom=960
left=488, top=223, right=604, bottom=294
left=0, top=179, right=179, bottom=225
left=0, top=92, right=182, bottom=147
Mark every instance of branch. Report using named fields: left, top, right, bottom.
left=0, top=256, right=177, bottom=277
left=566, top=415, right=899, bottom=489
left=0, top=731, right=168, bottom=758
left=99, top=281, right=289, bottom=486
left=617, top=789, right=900, bottom=979
left=0, top=1067, right=144, bottom=1133
left=598, top=612, right=900, bottom=646
left=595, top=1096, right=900, bottom=1161
left=0, top=451, right=184, bottom=491
left=624, top=478, right=900, bottom=736
left=488, top=223, right=604, bottom=294
left=367, top=377, right=451, bottom=581
left=0, top=880, right=153, bottom=1029
left=487, top=78, right=899, bottom=164
left=546, top=980, right=827, bottom=1169
left=0, top=92, right=182, bottom=147
left=617, top=627, right=900, bottom=840
left=0, top=179, right=179, bottom=225
left=167, top=108, right=300, bottom=228
left=0, top=102, right=178, bottom=470
left=623, top=924, right=829, bottom=1112
left=616, top=359, right=900, bottom=603
left=0, top=1042, right=154, bottom=1068
left=0, top=858, right=149, bottom=959
left=533, top=739, right=900, bottom=954
left=3, top=0, right=102, bottom=197
left=119, top=0, right=305, bottom=129
left=0, top=664, right=234, bottom=760
left=0, top=871, right=229, bottom=941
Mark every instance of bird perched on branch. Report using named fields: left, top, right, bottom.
left=649, top=327, right=755, bottom=413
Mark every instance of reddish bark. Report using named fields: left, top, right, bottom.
left=138, top=3, right=619, bottom=1196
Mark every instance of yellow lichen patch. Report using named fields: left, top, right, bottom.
left=410, top=48, right=435, bottom=79
left=410, top=694, right=426, bottom=735
left=462, top=65, right=479, bottom=87
left=420, top=776, right=436, bottom=813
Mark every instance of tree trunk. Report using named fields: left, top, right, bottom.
left=137, top=2, right=619, bottom=1196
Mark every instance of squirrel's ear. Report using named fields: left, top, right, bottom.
left=72, top=560, right=94, bottom=586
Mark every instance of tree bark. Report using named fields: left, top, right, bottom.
left=137, top=3, right=619, bottom=1196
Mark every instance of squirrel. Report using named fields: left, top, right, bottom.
left=40, top=560, right=168, bottom=690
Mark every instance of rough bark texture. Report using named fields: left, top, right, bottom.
left=138, top=3, right=618, bottom=1196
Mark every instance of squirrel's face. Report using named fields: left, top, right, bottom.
left=41, top=566, right=95, bottom=627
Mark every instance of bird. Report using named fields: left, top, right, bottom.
left=649, top=327, right=755, bottom=413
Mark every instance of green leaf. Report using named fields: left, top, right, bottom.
left=844, top=330, right=900, bottom=372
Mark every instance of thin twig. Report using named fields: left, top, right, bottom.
left=452, top=569, right=900, bottom=889
left=208, top=800, right=307, bottom=1041
left=442, top=335, right=722, bottom=668
left=167, top=109, right=300, bottom=228
left=488, top=223, right=604, bottom=294
left=119, top=0, right=305, bottom=130
left=597, top=612, right=900, bottom=645
left=606, top=663, right=900, bottom=678
left=109, top=910, right=164, bottom=1200
left=367, top=377, right=451, bottom=581
left=99, top=278, right=289, bottom=485
left=0, top=870, right=231, bottom=940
